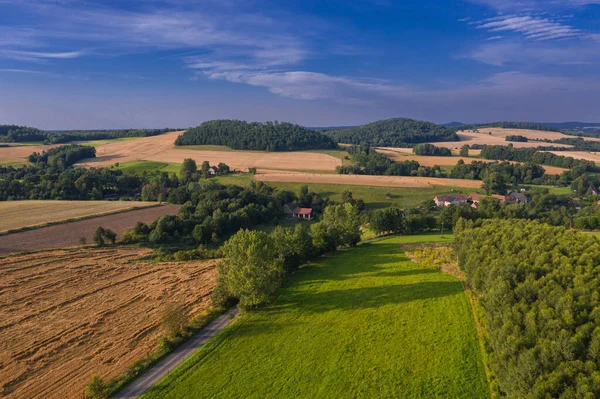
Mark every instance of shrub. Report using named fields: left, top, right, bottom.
left=85, top=375, right=107, bottom=399
left=93, top=227, right=117, bottom=247
left=161, top=302, right=188, bottom=338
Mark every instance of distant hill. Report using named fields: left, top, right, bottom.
left=322, top=118, right=459, bottom=147
left=443, top=122, right=465, bottom=127
left=540, top=122, right=600, bottom=135
left=0, top=125, right=178, bottom=144
left=175, top=120, right=337, bottom=151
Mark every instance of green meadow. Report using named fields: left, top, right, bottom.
left=141, top=234, right=489, bottom=399
left=113, top=160, right=181, bottom=176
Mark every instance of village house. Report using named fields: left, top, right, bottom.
left=433, top=195, right=470, bottom=208
left=207, top=166, right=219, bottom=176
left=283, top=203, right=297, bottom=217
left=292, top=207, right=314, bottom=220
left=434, top=192, right=528, bottom=209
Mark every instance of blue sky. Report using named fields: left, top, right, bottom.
left=0, top=0, right=599, bottom=129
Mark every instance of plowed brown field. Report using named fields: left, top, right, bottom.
left=0, top=247, right=218, bottom=399
left=0, top=200, right=158, bottom=234
left=0, top=205, right=180, bottom=256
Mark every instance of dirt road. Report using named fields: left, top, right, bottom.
left=113, top=308, right=238, bottom=399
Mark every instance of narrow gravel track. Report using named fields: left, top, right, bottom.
left=113, top=308, right=238, bottom=399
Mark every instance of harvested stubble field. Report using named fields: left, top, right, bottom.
left=376, top=149, right=566, bottom=175
left=0, top=247, right=218, bottom=399
left=0, top=200, right=158, bottom=233
left=430, top=131, right=573, bottom=150
left=0, top=205, right=180, bottom=256
left=478, top=127, right=600, bottom=142
left=255, top=170, right=483, bottom=189
left=546, top=151, right=600, bottom=163
left=76, top=131, right=341, bottom=172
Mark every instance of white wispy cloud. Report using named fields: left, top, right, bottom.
left=475, top=15, right=582, bottom=40
left=468, top=0, right=600, bottom=10
left=0, top=49, right=85, bottom=61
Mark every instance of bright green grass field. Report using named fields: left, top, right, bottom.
left=214, top=173, right=481, bottom=209
left=113, top=160, right=181, bottom=175
left=140, top=234, right=489, bottom=399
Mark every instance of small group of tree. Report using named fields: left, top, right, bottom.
left=323, top=117, right=459, bottom=147
left=505, top=134, right=528, bottom=142
left=28, top=145, right=96, bottom=169
left=454, top=219, right=600, bottom=398
left=93, top=227, right=117, bottom=247
left=175, top=120, right=337, bottom=151
left=213, top=203, right=361, bottom=309
left=412, top=143, right=452, bottom=156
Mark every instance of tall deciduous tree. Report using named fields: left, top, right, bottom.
left=218, top=229, right=284, bottom=309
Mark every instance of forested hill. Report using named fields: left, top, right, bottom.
left=175, top=120, right=337, bottom=151
left=322, top=118, right=459, bottom=147
left=0, top=125, right=179, bottom=144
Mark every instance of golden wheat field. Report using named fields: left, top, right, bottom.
left=77, top=131, right=341, bottom=171
left=0, top=247, right=218, bottom=399
left=255, top=170, right=483, bottom=188
left=0, top=200, right=158, bottom=233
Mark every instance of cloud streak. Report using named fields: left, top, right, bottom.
left=474, top=15, right=582, bottom=41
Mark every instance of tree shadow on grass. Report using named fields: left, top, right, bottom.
left=270, top=281, right=463, bottom=316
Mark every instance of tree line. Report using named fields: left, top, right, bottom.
left=174, top=120, right=337, bottom=151
left=323, top=118, right=459, bottom=147
left=412, top=143, right=452, bottom=156
left=455, top=219, right=600, bottom=398
left=505, top=135, right=528, bottom=142
left=0, top=124, right=177, bottom=144
left=479, top=145, right=597, bottom=171
left=0, top=147, right=230, bottom=201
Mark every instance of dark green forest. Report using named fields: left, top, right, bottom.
left=322, top=118, right=459, bottom=147
left=455, top=219, right=600, bottom=398
left=175, top=120, right=337, bottom=151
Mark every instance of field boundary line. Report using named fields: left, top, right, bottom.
left=0, top=203, right=162, bottom=236
left=112, top=307, right=238, bottom=399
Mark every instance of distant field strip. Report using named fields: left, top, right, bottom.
left=0, top=204, right=180, bottom=256
left=255, top=170, right=483, bottom=188
left=0, top=200, right=158, bottom=234
left=376, top=149, right=566, bottom=175
left=141, top=235, right=489, bottom=398
left=0, top=247, right=217, bottom=399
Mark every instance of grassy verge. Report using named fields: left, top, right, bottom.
left=0, top=203, right=161, bottom=236
left=141, top=234, right=489, bottom=399
left=0, top=157, right=30, bottom=167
